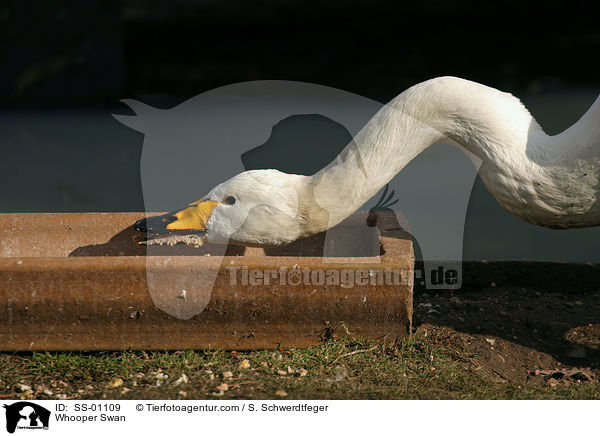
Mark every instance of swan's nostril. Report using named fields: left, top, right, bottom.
left=134, top=214, right=179, bottom=233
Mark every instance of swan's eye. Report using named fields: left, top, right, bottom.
left=224, top=196, right=236, bottom=205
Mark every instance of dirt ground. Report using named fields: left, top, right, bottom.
left=412, top=283, right=600, bottom=388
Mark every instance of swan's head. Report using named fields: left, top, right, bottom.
left=134, top=169, right=316, bottom=246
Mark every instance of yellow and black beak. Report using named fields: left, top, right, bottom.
left=134, top=199, right=220, bottom=233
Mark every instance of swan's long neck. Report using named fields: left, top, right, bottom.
left=307, top=76, right=600, bottom=229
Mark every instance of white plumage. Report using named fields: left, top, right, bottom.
left=143, top=77, right=600, bottom=246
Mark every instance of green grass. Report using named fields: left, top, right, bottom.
left=1, top=334, right=598, bottom=400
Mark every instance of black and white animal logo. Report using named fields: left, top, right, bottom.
left=2, top=402, right=50, bottom=434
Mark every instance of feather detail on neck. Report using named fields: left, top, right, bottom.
left=308, top=77, right=600, bottom=229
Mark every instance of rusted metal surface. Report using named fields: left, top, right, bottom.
left=0, top=212, right=414, bottom=351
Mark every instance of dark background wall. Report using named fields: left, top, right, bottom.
left=1, top=0, right=599, bottom=261
left=2, top=0, right=598, bottom=107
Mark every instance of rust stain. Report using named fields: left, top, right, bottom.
left=0, top=212, right=413, bottom=350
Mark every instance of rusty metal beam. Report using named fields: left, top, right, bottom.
left=0, top=212, right=413, bottom=351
